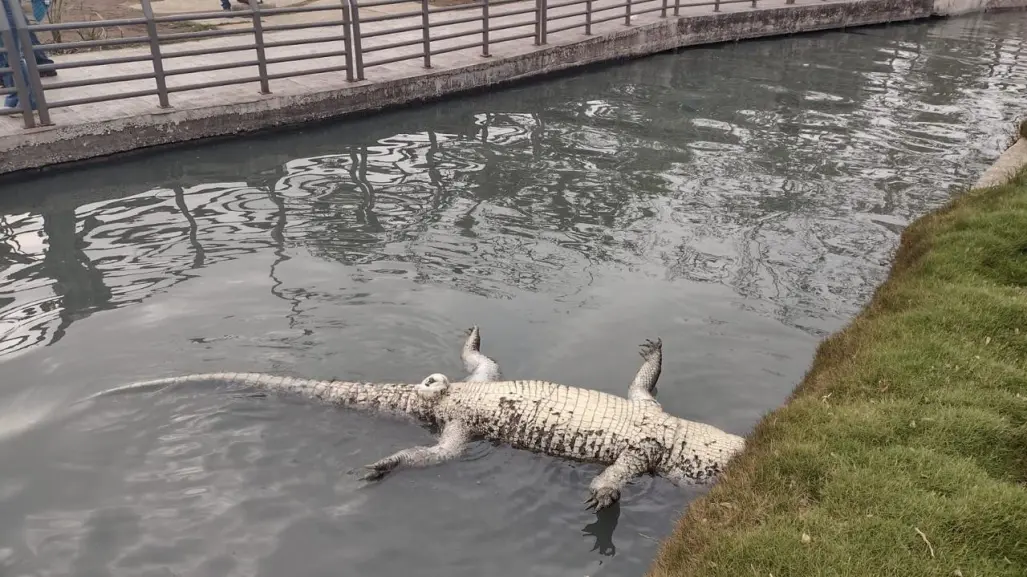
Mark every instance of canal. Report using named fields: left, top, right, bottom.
left=0, top=11, right=1025, bottom=577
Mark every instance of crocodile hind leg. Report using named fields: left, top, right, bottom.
left=359, top=420, right=470, bottom=481
left=462, top=325, right=502, bottom=382
left=584, top=448, right=649, bottom=511
left=626, top=338, right=662, bottom=406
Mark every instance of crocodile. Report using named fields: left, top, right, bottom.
left=81, top=327, right=745, bottom=510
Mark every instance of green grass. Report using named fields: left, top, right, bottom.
left=648, top=165, right=1027, bottom=577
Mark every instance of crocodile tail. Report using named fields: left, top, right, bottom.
left=78, top=373, right=429, bottom=419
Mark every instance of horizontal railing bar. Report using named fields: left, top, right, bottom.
left=429, top=40, right=483, bottom=56
left=357, top=11, right=422, bottom=24
left=47, top=88, right=160, bottom=108
left=150, top=9, right=260, bottom=23
left=488, top=30, right=536, bottom=44
left=40, top=35, right=150, bottom=51
left=261, top=19, right=346, bottom=33
left=547, top=7, right=590, bottom=19
left=360, top=22, right=425, bottom=39
left=547, top=10, right=589, bottom=26
left=547, top=0, right=587, bottom=9
left=430, top=13, right=484, bottom=27
left=486, top=18, right=537, bottom=33
left=590, top=3, right=634, bottom=13
left=263, top=34, right=348, bottom=49
left=633, top=5, right=673, bottom=16
left=591, top=12, right=628, bottom=24
left=428, top=1, right=484, bottom=13
left=166, top=76, right=263, bottom=93
left=589, top=12, right=628, bottom=25
left=358, top=0, right=418, bottom=7
left=488, top=0, right=532, bottom=7
left=164, top=60, right=259, bottom=76
left=363, top=51, right=423, bottom=68
left=264, top=49, right=349, bottom=65
left=361, top=36, right=424, bottom=54
left=265, top=63, right=350, bottom=80
left=162, top=43, right=258, bottom=59
left=431, top=27, right=483, bottom=43
left=43, top=72, right=156, bottom=89
left=490, top=6, right=539, bottom=18
left=27, top=17, right=146, bottom=31
left=157, top=27, right=256, bottom=43
left=42, top=54, right=155, bottom=69
left=252, top=4, right=350, bottom=16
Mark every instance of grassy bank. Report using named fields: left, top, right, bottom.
left=649, top=165, right=1027, bottom=577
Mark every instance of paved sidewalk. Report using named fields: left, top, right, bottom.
left=0, top=0, right=823, bottom=135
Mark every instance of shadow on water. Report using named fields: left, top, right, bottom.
left=0, top=12, right=1025, bottom=577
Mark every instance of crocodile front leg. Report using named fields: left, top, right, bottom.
left=584, top=448, right=649, bottom=511
left=627, top=338, right=662, bottom=405
left=359, top=420, right=470, bottom=481
left=462, top=325, right=502, bottom=382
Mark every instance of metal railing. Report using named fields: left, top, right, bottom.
left=0, top=0, right=782, bottom=129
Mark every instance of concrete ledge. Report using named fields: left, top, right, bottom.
left=0, top=0, right=1015, bottom=176
left=973, top=138, right=1027, bottom=190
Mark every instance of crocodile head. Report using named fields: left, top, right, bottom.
left=415, top=373, right=451, bottom=403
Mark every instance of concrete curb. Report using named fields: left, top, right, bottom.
left=972, top=137, right=1027, bottom=190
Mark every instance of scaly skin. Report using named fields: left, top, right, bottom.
left=82, top=328, right=745, bottom=511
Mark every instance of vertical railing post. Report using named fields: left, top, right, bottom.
left=751, top=0, right=757, bottom=7
left=248, top=0, right=271, bottom=94
left=585, top=0, right=592, bottom=35
left=482, top=0, right=489, bottom=57
left=341, top=0, right=354, bottom=81
left=0, top=7, right=34, bottom=128
left=139, top=0, right=170, bottom=108
left=540, top=0, right=547, bottom=44
left=349, top=0, right=364, bottom=80
left=625, top=0, right=631, bottom=25
left=674, top=0, right=680, bottom=16
left=421, top=0, right=431, bottom=68
left=6, top=2, right=49, bottom=125
left=714, top=0, right=720, bottom=12
left=534, top=0, right=541, bottom=45
left=661, top=0, right=667, bottom=18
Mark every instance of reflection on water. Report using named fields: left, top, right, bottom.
left=0, top=12, right=1025, bottom=577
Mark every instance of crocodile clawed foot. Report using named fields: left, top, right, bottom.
left=584, top=486, right=620, bottom=512
left=359, top=456, right=400, bottom=482
left=638, top=337, right=662, bottom=360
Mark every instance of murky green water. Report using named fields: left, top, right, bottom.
left=0, top=12, right=1025, bottom=577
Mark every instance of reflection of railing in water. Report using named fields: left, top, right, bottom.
left=0, top=0, right=791, bottom=128
left=0, top=112, right=620, bottom=359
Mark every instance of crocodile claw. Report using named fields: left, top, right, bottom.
left=584, top=486, right=620, bottom=512
left=638, top=337, right=662, bottom=360
left=359, top=456, right=400, bottom=482
left=359, top=465, right=390, bottom=482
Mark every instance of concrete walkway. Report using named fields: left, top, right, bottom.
left=0, top=0, right=1015, bottom=175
